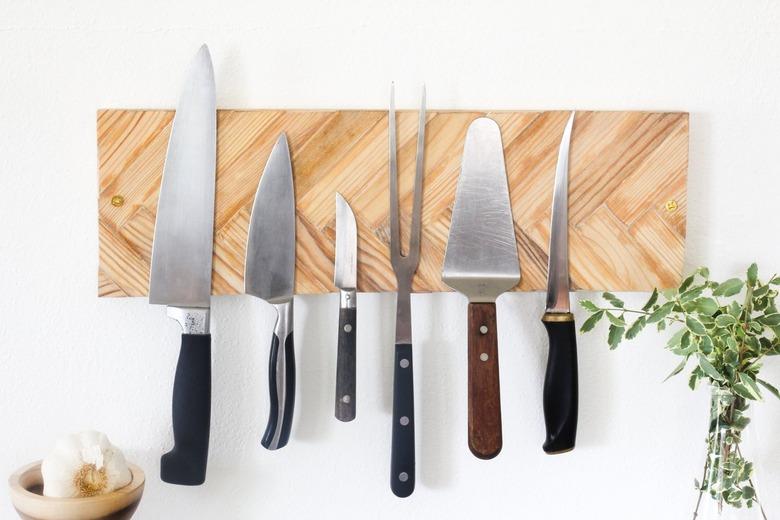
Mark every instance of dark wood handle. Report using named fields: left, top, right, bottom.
left=390, top=343, right=415, bottom=497
left=335, top=306, right=357, bottom=422
left=467, top=302, right=502, bottom=459
left=161, top=333, right=211, bottom=485
left=542, top=313, right=578, bottom=454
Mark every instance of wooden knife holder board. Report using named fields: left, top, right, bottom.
left=97, top=109, right=688, bottom=297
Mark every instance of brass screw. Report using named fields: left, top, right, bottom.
left=111, top=195, right=125, bottom=207
left=665, top=200, right=678, bottom=212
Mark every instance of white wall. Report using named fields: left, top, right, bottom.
left=2, top=1, right=779, bottom=518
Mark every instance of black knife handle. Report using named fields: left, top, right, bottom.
left=161, top=333, right=211, bottom=485
left=541, top=313, right=578, bottom=454
left=262, top=301, right=296, bottom=450
left=391, top=343, right=415, bottom=498
left=335, top=305, right=357, bottom=422
left=467, top=302, right=502, bottom=459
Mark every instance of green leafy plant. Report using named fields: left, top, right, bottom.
left=580, top=264, right=779, bottom=517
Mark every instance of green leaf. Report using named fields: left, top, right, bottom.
left=728, top=301, right=742, bottom=318
left=738, top=373, right=762, bottom=400
left=657, top=320, right=667, bottom=332
left=608, top=324, right=625, bottom=349
left=580, top=300, right=601, bottom=313
left=699, top=335, right=714, bottom=355
left=696, top=266, right=710, bottom=279
left=679, top=275, right=695, bottom=292
left=757, top=378, right=780, bottom=400
left=712, top=278, right=744, bottom=297
left=606, top=312, right=626, bottom=328
left=770, top=276, right=780, bottom=286
left=747, top=263, right=758, bottom=286
left=686, top=315, right=707, bottom=336
left=759, top=313, right=780, bottom=326
left=580, top=311, right=604, bottom=333
left=648, top=302, right=675, bottom=323
left=715, top=314, right=737, bottom=328
left=753, top=285, right=769, bottom=298
left=603, top=292, right=624, bottom=308
left=697, top=354, right=724, bottom=381
left=666, top=328, right=686, bottom=349
left=734, top=383, right=758, bottom=401
left=691, top=297, right=719, bottom=316
left=663, top=357, right=688, bottom=382
left=679, top=286, right=704, bottom=302
left=688, top=371, right=699, bottom=390
left=641, top=289, right=659, bottom=311
left=625, top=317, right=647, bottom=340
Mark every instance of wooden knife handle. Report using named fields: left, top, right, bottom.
left=390, top=343, right=415, bottom=497
left=541, top=313, right=578, bottom=454
left=161, top=333, right=211, bottom=485
left=335, top=305, right=357, bottom=422
left=467, top=302, right=502, bottom=459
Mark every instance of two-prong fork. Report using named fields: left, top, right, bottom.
left=388, top=84, right=425, bottom=498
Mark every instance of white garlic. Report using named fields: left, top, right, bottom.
left=41, top=431, right=132, bottom=498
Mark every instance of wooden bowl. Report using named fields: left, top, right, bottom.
left=8, top=461, right=145, bottom=520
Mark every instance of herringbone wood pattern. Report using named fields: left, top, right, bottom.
left=97, top=109, right=688, bottom=296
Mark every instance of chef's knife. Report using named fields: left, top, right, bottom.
left=245, top=133, right=296, bottom=450
left=149, top=44, right=216, bottom=486
left=542, top=112, right=578, bottom=454
left=334, top=193, right=357, bottom=422
left=442, top=117, right=520, bottom=460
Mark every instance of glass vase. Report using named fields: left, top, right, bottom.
left=693, top=386, right=768, bottom=519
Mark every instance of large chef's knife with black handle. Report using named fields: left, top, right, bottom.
left=245, top=133, right=297, bottom=450
left=442, top=117, right=520, bottom=460
left=149, top=44, right=216, bottom=486
left=334, top=193, right=358, bottom=422
left=541, top=112, right=578, bottom=454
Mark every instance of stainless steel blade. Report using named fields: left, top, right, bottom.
left=149, top=44, right=216, bottom=309
left=334, top=193, right=357, bottom=291
left=442, top=117, right=520, bottom=302
left=245, top=133, right=296, bottom=304
left=545, top=112, right=575, bottom=314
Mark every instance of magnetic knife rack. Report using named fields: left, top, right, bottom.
left=97, top=109, right=688, bottom=296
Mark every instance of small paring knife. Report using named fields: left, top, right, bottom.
left=149, top=45, right=216, bottom=486
left=541, top=112, right=579, bottom=454
left=334, top=193, right=358, bottom=422
left=245, top=133, right=297, bottom=451
left=442, top=117, right=520, bottom=460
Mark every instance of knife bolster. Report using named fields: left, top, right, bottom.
left=339, top=288, right=356, bottom=309
left=541, top=312, right=574, bottom=323
left=167, top=306, right=210, bottom=334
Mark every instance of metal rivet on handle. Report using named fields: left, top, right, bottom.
left=400, top=416, right=409, bottom=426
left=480, top=353, right=489, bottom=362
left=399, top=472, right=409, bottom=482
left=342, top=395, right=351, bottom=404
left=344, top=324, right=353, bottom=333
left=479, top=325, right=488, bottom=334
left=400, top=358, right=409, bottom=368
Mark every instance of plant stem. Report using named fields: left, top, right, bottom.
left=598, top=307, right=685, bottom=325
left=692, top=454, right=710, bottom=519
left=736, top=444, right=768, bottom=520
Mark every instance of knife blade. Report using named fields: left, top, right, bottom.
left=149, top=44, right=216, bottom=486
left=442, top=117, right=519, bottom=460
left=334, top=192, right=357, bottom=422
left=245, top=133, right=296, bottom=450
left=541, top=112, right=579, bottom=454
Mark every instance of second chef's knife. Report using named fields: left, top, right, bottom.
left=149, top=44, right=216, bottom=485
left=245, top=134, right=297, bottom=450
left=442, top=117, right=520, bottom=460
left=541, top=112, right=579, bottom=454
left=334, top=193, right=358, bottom=422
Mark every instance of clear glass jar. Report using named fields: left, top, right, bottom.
left=693, top=386, right=768, bottom=519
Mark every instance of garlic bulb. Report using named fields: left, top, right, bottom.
left=41, top=431, right=132, bottom=498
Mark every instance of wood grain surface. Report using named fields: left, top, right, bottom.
left=97, top=109, right=688, bottom=296
left=467, top=302, right=502, bottom=459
